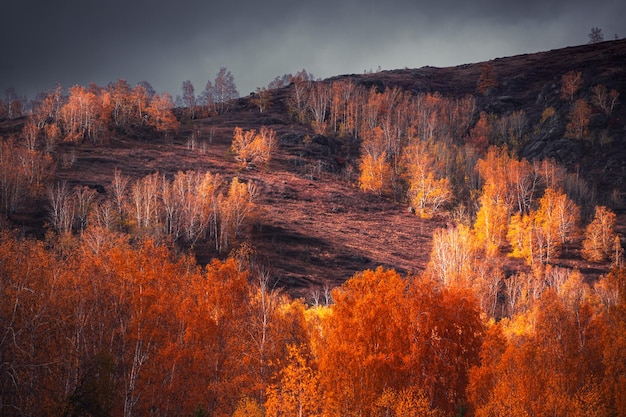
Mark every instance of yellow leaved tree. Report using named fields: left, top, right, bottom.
left=231, top=126, right=277, bottom=169
left=265, top=345, right=322, bottom=417
left=404, top=141, right=452, bottom=218
left=507, top=187, right=580, bottom=265
left=359, top=126, right=393, bottom=195
left=582, top=205, right=617, bottom=262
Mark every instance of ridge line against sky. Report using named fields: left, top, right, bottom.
left=1, top=0, right=625, bottom=100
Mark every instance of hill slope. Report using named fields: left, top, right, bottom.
left=2, top=39, right=626, bottom=298
left=196, top=39, right=626, bottom=295
left=334, top=39, right=626, bottom=189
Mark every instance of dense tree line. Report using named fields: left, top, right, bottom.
left=0, top=228, right=625, bottom=416
left=46, top=169, right=257, bottom=254
left=25, top=81, right=181, bottom=145
left=0, top=81, right=179, bottom=212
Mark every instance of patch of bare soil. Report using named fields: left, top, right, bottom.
left=248, top=168, right=444, bottom=298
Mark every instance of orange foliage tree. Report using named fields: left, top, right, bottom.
left=468, top=111, right=493, bottom=152
left=0, top=138, right=54, bottom=216
left=59, top=85, right=106, bottom=143
left=173, top=257, right=251, bottom=414
left=317, top=267, right=484, bottom=416
left=428, top=224, right=477, bottom=287
left=359, top=152, right=393, bottom=195
left=427, top=221, right=503, bottom=317
left=534, top=187, right=580, bottom=257
left=329, top=79, right=362, bottom=138
left=469, top=290, right=607, bottom=417
left=0, top=233, right=69, bottom=415
left=146, top=92, right=179, bottom=137
left=598, top=267, right=626, bottom=416
left=358, top=127, right=393, bottom=195
left=0, top=231, right=196, bottom=416
left=405, top=277, right=484, bottom=414
left=317, top=267, right=410, bottom=416
left=231, top=126, right=277, bottom=169
left=507, top=187, right=580, bottom=265
left=561, top=70, right=583, bottom=102
left=218, top=177, right=257, bottom=252
left=404, top=141, right=452, bottom=218
left=6, top=225, right=626, bottom=417
left=474, top=182, right=509, bottom=255
left=565, top=99, right=591, bottom=140
left=582, top=205, right=617, bottom=262
left=265, top=345, right=322, bottom=417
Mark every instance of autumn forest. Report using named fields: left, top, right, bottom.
left=1, top=40, right=626, bottom=416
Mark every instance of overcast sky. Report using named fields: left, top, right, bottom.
left=2, top=0, right=625, bottom=101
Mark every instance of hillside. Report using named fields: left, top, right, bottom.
left=3, top=38, right=626, bottom=417
left=43, top=106, right=444, bottom=297
left=336, top=39, right=626, bottom=190
left=2, top=39, right=626, bottom=299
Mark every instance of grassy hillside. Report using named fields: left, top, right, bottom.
left=1, top=39, right=625, bottom=298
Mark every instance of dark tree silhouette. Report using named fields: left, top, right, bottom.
left=588, top=27, right=604, bottom=44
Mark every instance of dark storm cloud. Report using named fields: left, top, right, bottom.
left=2, top=0, right=625, bottom=101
